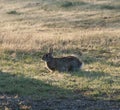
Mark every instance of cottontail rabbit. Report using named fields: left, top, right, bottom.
left=42, top=48, right=83, bottom=72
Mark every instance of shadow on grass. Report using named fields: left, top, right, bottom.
left=0, top=71, right=72, bottom=98
left=0, top=71, right=120, bottom=110
left=0, top=70, right=72, bottom=109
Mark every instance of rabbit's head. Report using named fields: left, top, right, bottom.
left=42, top=48, right=53, bottom=62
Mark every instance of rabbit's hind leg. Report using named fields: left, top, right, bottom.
left=70, top=65, right=79, bottom=72
left=68, top=65, right=74, bottom=71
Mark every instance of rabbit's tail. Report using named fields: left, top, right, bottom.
left=80, top=61, right=84, bottom=69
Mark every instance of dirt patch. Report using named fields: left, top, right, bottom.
left=0, top=94, right=120, bottom=110
left=0, top=94, right=31, bottom=110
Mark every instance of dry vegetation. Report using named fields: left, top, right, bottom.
left=0, top=0, right=120, bottom=109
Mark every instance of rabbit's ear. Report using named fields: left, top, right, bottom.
left=49, top=48, right=53, bottom=53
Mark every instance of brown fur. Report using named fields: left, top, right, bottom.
left=42, top=48, right=83, bottom=72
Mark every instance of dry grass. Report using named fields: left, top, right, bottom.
left=0, top=0, right=120, bottom=100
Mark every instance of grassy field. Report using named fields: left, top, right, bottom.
left=0, top=0, right=120, bottom=103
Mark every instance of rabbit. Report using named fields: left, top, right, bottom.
left=42, top=48, right=83, bottom=72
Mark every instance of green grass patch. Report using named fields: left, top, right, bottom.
left=61, top=1, right=73, bottom=8
left=100, top=5, right=119, bottom=10
left=60, top=1, right=87, bottom=8
left=7, top=10, right=21, bottom=15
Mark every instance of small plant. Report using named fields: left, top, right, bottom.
left=7, top=10, right=20, bottom=15
left=60, top=1, right=86, bottom=8
left=100, top=5, right=115, bottom=10
left=61, top=1, right=73, bottom=8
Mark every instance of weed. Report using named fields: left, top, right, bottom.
left=7, top=10, right=20, bottom=15
left=61, top=1, right=73, bottom=8
left=100, top=5, right=116, bottom=10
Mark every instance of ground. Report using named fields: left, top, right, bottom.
left=0, top=0, right=120, bottom=110
left=0, top=94, right=120, bottom=110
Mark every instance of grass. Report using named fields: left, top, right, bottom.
left=59, top=1, right=86, bottom=8
left=0, top=0, right=120, bottom=101
left=7, top=10, right=21, bottom=15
